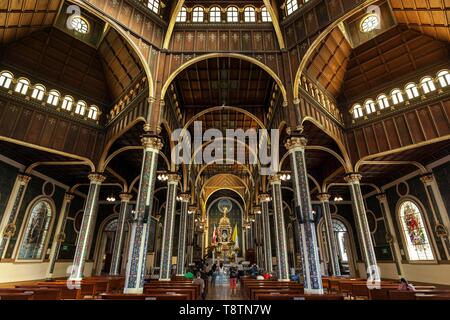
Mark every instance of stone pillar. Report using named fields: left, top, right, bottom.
left=69, top=173, right=106, bottom=281
left=46, top=193, right=75, bottom=279
left=345, top=173, right=380, bottom=281
left=124, top=136, right=162, bottom=294
left=159, top=174, right=180, bottom=281
left=259, top=194, right=272, bottom=273
left=376, top=193, right=404, bottom=277
left=317, top=193, right=341, bottom=276
left=0, top=173, right=32, bottom=259
left=176, top=193, right=190, bottom=276
left=420, top=173, right=450, bottom=258
left=110, top=193, right=133, bottom=276
left=269, top=175, right=290, bottom=281
left=286, top=136, right=323, bottom=294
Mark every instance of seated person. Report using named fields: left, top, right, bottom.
left=398, top=278, right=416, bottom=291
left=192, top=272, right=206, bottom=299
left=263, top=272, right=272, bottom=280
left=256, top=272, right=265, bottom=280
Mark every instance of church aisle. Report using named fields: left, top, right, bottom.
left=206, top=283, right=246, bottom=300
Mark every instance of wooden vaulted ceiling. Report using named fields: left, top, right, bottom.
left=0, top=26, right=144, bottom=109
left=306, top=2, right=450, bottom=106
left=390, top=0, right=450, bottom=43
left=175, top=57, right=276, bottom=110
left=0, top=0, right=62, bottom=44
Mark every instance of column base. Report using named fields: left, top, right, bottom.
left=158, top=278, right=171, bottom=282
left=176, top=274, right=185, bottom=277
left=123, top=288, right=144, bottom=294
left=304, top=288, right=324, bottom=295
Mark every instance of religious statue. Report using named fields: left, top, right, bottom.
left=217, top=199, right=233, bottom=244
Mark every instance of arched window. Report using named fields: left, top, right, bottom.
left=147, top=0, right=160, bottom=14
left=17, top=199, right=53, bottom=261
left=209, top=6, right=221, bottom=23
left=88, top=106, right=99, bottom=120
left=0, top=71, right=13, bottom=89
left=286, top=0, right=299, bottom=15
left=391, top=89, right=404, bottom=105
left=61, top=96, right=74, bottom=111
left=227, top=7, right=239, bottom=22
left=437, top=70, right=450, bottom=88
left=71, top=16, right=89, bottom=34
left=421, top=76, right=436, bottom=94
left=364, top=99, right=376, bottom=114
left=47, top=90, right=60, bottom=106
left=75, top=101, right=87, bottom=116
left=360, top=14, right=380, bottom=33
left=14, top=78, right=30, bottom=95
left=398, top=200, right=435, bottom=261
left=244, top=7, right=256, bottom=22
left=377, top=94, right=389, bottom=110
left=31, top=84, right=46, bottom=101
left=261, top=6, right=272, bottom=22
left=352, top=104, right=363, bottom=119
left=176, top=6, right=187, bottom=22
left=405, top=83, right=420, bottom=99
left=192, top=7, right=204, bottom=22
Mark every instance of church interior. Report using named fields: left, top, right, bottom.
left=0, top=0, right=450, bottom=301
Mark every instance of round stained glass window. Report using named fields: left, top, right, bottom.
left=360, top=14, right=379, bottom=33
left=71, top=16, right=89, bottom=34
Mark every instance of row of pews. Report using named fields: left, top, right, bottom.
left=0, top=277, right=202, bottom=300
left=0, top=276, right=124, bottom=300
left=241, top=277, right=345, bottom=301
left=322, top=277, right=450, bottom=300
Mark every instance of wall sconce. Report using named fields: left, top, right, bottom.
left=106, top=194, right=116, bottom=202
left=157, top=172, right=169, bottom=181
left=334, top=196, right=344, bottom=202
left=280, top=172, right=291, bottom=181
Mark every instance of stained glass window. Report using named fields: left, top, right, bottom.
left=17, top=200, right=53, bottom=260
left=405, top=83, right=420, bottom=99
left=176, top=6, right=187, bottom=22
left=244, top=7, right=256, bottom=22
left=0, top=71, right=13, bottom=89
left=147, top=0, right=160, bottom=14
left=192, top=7, right=204, bottom=23
left=32, top=84, right=46, bottom=101
left=360, top=14, right=379, bottom=33
left=210, top=6, right=221, bottom=23
left=227, top=7, right=239, bottom=22
left=399, top=200, right=434, bottom=261
left=261, top=6, right=272, bottom=22
left=421, top=77, right=436, bottom=94
left=437, top=70, right=450, bottom=88
left=88, top=106, right=99, bottom=120
left=286, top=0, right=299, bottom=15
left=71, top=16, right=89, bottom=34
left=15, top=78, right=30, bottom=95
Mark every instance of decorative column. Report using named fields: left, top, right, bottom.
left=176, top=193, right=190, bottom=276
left=345, top=173, right=380, bottom=281
left=286, top=136, right=323, bottom=294
left=0, top=173, right=32, bottom=259
left=420, top=173, right=450, bottom=258
left=186, top=206, right=196, bottom=265
left=255, top=210, right=265, bottom=268
left=46, top=193, right=75, bottom=279
left=376, top=193, right=404, bottom=277
left=317, top=193, right=341, bottom=276
left=124, top=136, right=162, bottom=294
left=269, top=175, right=290, bottom=281
left=159, top=173, right=180, bottom=281
left=110, top=193, right=133, bottom=276
left=69, top=173, right=106, bottom=281
left=259, top=194, right=272, bottom=273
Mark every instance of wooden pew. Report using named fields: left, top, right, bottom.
left=144, top=288, right=196, bottom=300
left=3, top=287, right=61, bottom=300
left=246, top=284, right=304, bottom=300
left=17, top=284, right=77, bottom=300
left=256, top=293, right=345, bottom=301
left=144, top=283, right=201, bottom=300
left=0, top=292, right=33, bottom=300
left=100, top=293, right=189, bottom=300
left=251, top=289, right=304, bottom=300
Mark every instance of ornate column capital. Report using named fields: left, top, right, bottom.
left=268, top=174, right=281, bottom=184
left=64, top=193, right=75, bottom=202
left=376, top=193, right=387, bottom=203
left=420, top=173, right=435, bottom=186
left=88, top=173, right=106, bottom=184
left=317, top=193, right=331, bottom=202
left=142, top=135, right=163, bottom=150
left=17, top=173, right=32, bottom=185
left=344, top=173, right=362, bottom=184
left=148, top=96, right=157, bottom=104
left=119, top=193, right=133, bottom=202
left=258, top=193, right=271, bottom=203
left=293, top=98, right=301, bottom=105
left=178, top=193, right=191, bottom=202
left=167, top=173, right=181, bottom=183
left=285, top=136, right=308, bottom=150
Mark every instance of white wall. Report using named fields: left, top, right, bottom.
left=0, top=262, right=93, bottom=284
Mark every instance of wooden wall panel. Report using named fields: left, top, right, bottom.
left=346, top=98, right=450, bottom=163
left=0, top=96, right=102, bottom=161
